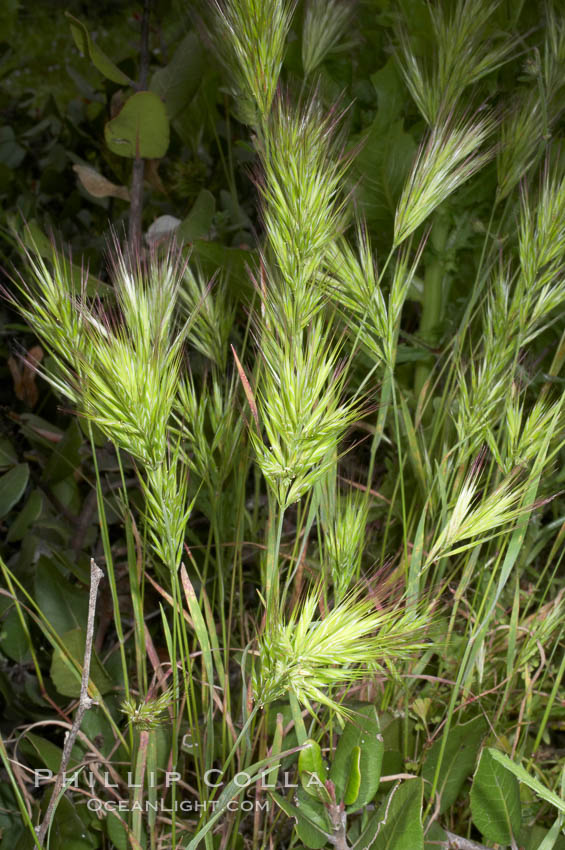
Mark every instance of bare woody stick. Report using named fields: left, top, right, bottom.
left=36, top=559, right=104, bottom=846
left=128, top=0, right=152, bottom=252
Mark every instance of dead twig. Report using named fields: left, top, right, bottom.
left=36, top=559, right=104, bottom=846
left=128, top=0, right=152, bottom=251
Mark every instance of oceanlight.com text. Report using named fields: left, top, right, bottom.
left=86, top=799, right=270, bottom=813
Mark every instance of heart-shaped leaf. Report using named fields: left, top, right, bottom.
left=105, top=91, right=170, bottom=159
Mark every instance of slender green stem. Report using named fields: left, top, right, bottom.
left=266, top=502, right=285, bottom=624
left=289, top=693, right=308, bottom=746
left=414, top=214, right=449, bottom=399
left=89, top=428, right=132, bottom=745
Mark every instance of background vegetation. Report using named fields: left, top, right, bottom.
left=0, top=1, right=564, bottom=849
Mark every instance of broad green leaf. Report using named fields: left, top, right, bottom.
left=219, top=187, right=251, bottom=230
left=422, top=715, right=487, bottom=813
left=80, top=709, right=119, bottom=760
left=380, top=713, right=410, bottom=752
left=190, top=240, right=255, bottom=297
left=487, top=749, right=565, bottom=815
left=353, top=798, right=384, bottom=847
left=353, top=118, right=416, bottom=227
left=65, top=13, right=132, bottom=86
left=50, top=627, right=113, bottom=698
left=44, top=791, right=96, bottom=849
left=105, top=91, right=170, bottom=159
left=0, top=597, right=31, bottom=663
left=371, top=57, right=406, bottom=130
left=298, top=739, right=324, bottom=777
left=52, top=475, right=80, bottom=515
left=354, top=778, right=424, bottom=850
left=295, top=788, right=332, bottom=849
left=471, top=748, right=522, bottom=846
left=20, top=732, right=65, bottom=774
left=376, top=779, right=424, bottom=850
left=150, top=31, right=204, bottom=122
left=330, top=704, right=383, bottom=810
left=343, top=746, right=361, bottom=806
left=380, top=749, right=404, bottom=784
left=43, top=421, right=83, bottom=484
left=299, top=739, right=329, bottom=801
left=106, top=812, right=129, bottom=850
left=0, top=438, right=17, bottom=469
left=34, top=557, right=88, bottom=636
left=270, top=789, right=331, bottom=850
left=178, top=189, right=216, bottom=242
left=0, top=463, right=29, bottom=519
left=6, top=489, right=43, bottom=542
left=0, top=126, right=25, bottom=168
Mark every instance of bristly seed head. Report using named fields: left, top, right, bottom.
left=253, top=587, right=431, bottom=716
